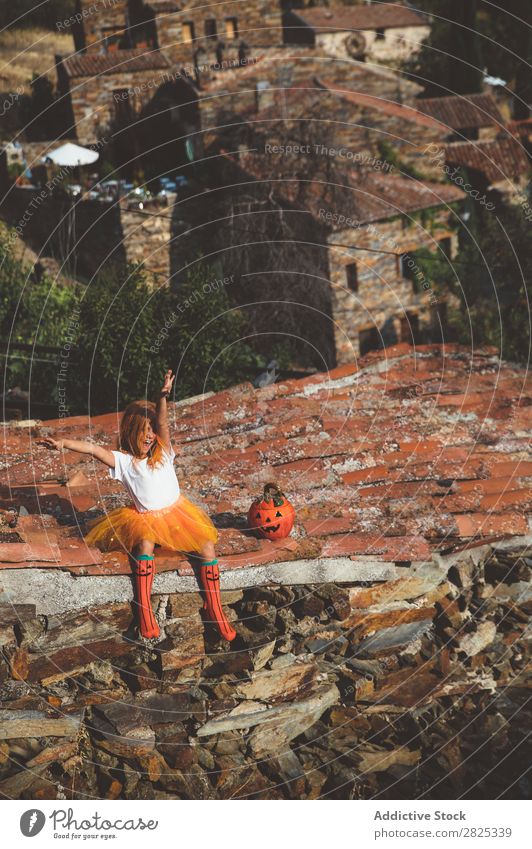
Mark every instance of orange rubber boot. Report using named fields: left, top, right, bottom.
left=132, top=554, right=160, bottom=639
left=199, top=559, right=236, bottom=641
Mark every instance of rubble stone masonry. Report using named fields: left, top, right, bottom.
left=326, top=210, right=457, bottom=361
left=64, top=66, right=172, bottom=145
left=316, top=24, right=430, bottom=64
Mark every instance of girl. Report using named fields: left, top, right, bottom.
left=39, top=370, right=236, bottom=643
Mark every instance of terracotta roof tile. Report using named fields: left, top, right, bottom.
left=416, top=93, right=504, bottom=130
left=226, top=151, right=464, bottom=224
left=293, top=5, right=427, bottom=32
left=444, top=137, right=530, bottom=183
left=316, top=79, right=446, bottom=130
left=61, top=49, right=172, bottom=78
left=2, top=346, right=531, bottom=575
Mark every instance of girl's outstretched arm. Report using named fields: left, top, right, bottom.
left=39, top=438, right=115, bottom=468
left=156, top=368, right=175, bottom=454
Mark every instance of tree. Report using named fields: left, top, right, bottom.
left=478, top=0, right=532, bottom=119
left=73, top=263, right=172, bottom=414
left=0, top=224, right=78, bottom=405
left=406, top=1, right=483, bottom=97
left=72, top=259, right=257, bottom=413
left=415, top=203, right=532, bottom=363
left=168, top=260, right=260, bottom=398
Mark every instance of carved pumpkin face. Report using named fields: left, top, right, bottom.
left=247, top=483, right=295, bottom=540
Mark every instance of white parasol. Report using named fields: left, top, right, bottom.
left=45, top=142, right=99, bottom=167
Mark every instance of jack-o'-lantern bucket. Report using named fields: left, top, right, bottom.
left=247, top=483, right=295, bottom=540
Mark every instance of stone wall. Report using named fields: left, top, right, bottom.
left=155, top=1, right=284, bottom=65
left=120, top=205, right=173, bottom=279
left=66, top=67, right=174, bottom=145
left=358, top=24, right=430, bottom=63
left=77, top=0, right=127, bottom=51
left=78, top=0, right=284, bottom=59
left=327, top=211, right=457, bottom=362
left=1, top=187, right=125, bottom=277
left=198, top=50, right=422, bottom=145
left=1, top=187, right=178, bottom=281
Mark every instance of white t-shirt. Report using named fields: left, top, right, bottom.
left=109, top=446, right=180, bottom=512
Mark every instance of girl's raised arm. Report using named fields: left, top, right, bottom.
left=156, top=368, right=175, bottom=453
left=39, top=438, right=115, bottom=468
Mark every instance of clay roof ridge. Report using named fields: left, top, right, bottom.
left=416, top=92, right=505, bottom=130
left=443, top=136, right=530, bottom=182
left=291, top=5, right=427, bottom=31
left=315, top=78, right=447, bottom=131
left=61, top=48, right=172, bottom=78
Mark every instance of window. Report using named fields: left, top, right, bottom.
left=102, top=27, right=125, bottom=51
left=204, top=19, right=217, bottom=39
left=226, top=17, right=238, bottom=39
left=359, top=326, right=380, bottom=356
left=182, top=21, right=195, bottom=43
left=345, top=262, right=358, bottom=292
left=375, top=28, right=385, bottom=40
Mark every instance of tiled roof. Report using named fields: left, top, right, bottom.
left=316, top=79, right=447, bottom=131
left=416, top=93, right=504, bottom=131
left=228, top=150, right=464, bottom=224
left=292, top=5, right=427, bottom=31
left=61, top=49, right=172, bottom=78
left=198, top=46, right=415, bottom=94
left=2, top=344, right=531, bottom=579
left=444, top=137, right=531, bottom=183
left=350, top=172, right=464, bottom=221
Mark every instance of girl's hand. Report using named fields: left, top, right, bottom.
left=38, top=437, right=64, bottom=451
left=160, top=368, right=175, bottom=397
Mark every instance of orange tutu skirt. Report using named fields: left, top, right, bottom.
left=84, top=495, right=218, bottom=554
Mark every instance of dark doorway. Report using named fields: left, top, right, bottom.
left=359, top=326, right=381, bottom=355
left=400, top=312, right=420, bottom=344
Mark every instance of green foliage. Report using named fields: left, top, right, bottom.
left=478, top=1, right=532, bottom=119
left=73, top=263, right=171, bottom=413
left=377, top=140, right=426, bottom=181
left=0, top=224, right=78, bottom=399
left=1, top=224, right=257, bottom=414
left=168, top=261, right=260, bottom=399
left=405, top=0, right=483, bottom=96
left=419, top=204, right=532, bottom=362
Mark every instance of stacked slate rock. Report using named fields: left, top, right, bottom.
left=0, top=545, right=529, bottom=800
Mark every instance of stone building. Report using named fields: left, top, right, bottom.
left=284, top=4, right=430, bottom=63
left=75, top=0, right=283, bottom=63
left=196, top=48, right=423, bottom=148
left=216, top=149, right=463, bottom=364
left=57, top=48, right=175, bottom=144
left=320, top=172, right=463, bottom=361
left=416, top=93, right=505, bottom=142
left=442, top=137, right=531, bottom=205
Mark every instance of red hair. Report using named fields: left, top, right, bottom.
left=118, top=401, right=164, bottom=468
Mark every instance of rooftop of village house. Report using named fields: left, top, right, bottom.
left=415, top=93, right=506, bottom=132
left=60, top=48, right=173, bottom=78
left=314, top=82, right=505, bottom=134
left=2, top=343, right=532, bottom=612
left=220, top=149, right=465, bottom=224
left=287, top=4, right=429, bottom=32
left=444, top=137, right=531, bottom=183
